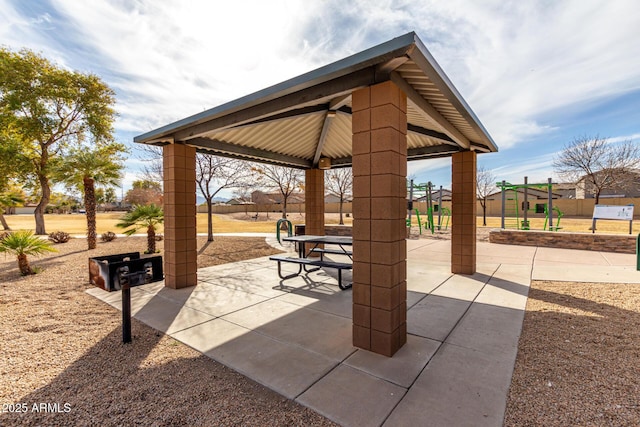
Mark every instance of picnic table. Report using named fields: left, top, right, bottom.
left=269, top=235, right=353, bottom=290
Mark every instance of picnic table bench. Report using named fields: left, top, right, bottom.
left=269, top=255, right=352, bottom=290
left=269, top=235, right=354, bottom=290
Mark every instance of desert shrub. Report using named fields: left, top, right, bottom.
left=48, top=231, right=71, bottom=244
left=101, top=231, right=117, bottom=242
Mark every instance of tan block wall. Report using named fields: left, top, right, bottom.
left=451, top=151, right=477, bottom=274
left=163, top=143, right=197, bottom=289
left=352, top=81, right=407, bottom=357
left=480, top=197, right=640, bottom=218
left=489, top=229, right=636, bottom=254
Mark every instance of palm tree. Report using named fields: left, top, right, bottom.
left=116, top=204, right=164, bottom=253
left=0, top=230, right=56, bottom=275
left=57, top=144, right=126, bottom=250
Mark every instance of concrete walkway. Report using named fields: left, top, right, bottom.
left=87, top=239, right=640, bottom=426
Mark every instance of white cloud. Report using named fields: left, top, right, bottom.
left=608, top=133, right=640, bottom=144
left=388, top=0, right=640, bottom=149
left=2, top=0, right=639, bottom=159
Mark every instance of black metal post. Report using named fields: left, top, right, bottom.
left=122, top=283, right=131, bottom=343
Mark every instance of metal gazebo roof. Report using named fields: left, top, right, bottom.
left=134, top=32, right=498, bottom=168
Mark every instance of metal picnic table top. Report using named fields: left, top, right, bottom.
left=282, top=235, right=353, bottom=245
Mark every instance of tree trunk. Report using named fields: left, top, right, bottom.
left=207, top=198, right=214, bottom=242
left=17, top=253, right=33, bottom=275
left=481, top=199, right=487, bottom=226
left=34, top=173, right=51, bottom=235
left=84, top=177, right=97, bottom=250
left=147, top=225, right=156, bottom=254
left=0, top=212, right=10, bottom=230
left=339, top=197, right=344, bottom=225
left=282, top=197, right=287, bottom=219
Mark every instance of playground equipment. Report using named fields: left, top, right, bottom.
left=407, top=180, right=451, bottom=234
left=543, top=205, right=564, bottom=231
left=497, top=177, right=562, bottom=232
left=276, top=218, right=292, bottom=244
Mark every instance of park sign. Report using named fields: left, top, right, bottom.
left=591, top=204, right=634, bottom=234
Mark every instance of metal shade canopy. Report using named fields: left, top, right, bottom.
left=134, top=32, right=498, bottom=168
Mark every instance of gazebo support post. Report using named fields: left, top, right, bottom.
left=352, top=81, right=408, bottom=357
left=163, top=142, right=198, bottom=289
left=451, top=151, right=477, bottom=274
left=305, top=169, right=325, bottom=255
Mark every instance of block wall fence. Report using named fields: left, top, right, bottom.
left=200, top=197, right=640, bottom=218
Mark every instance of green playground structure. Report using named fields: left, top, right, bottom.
left=406, top=180, right=451, bottom=234
left=497, top=177, right=562, bottom=232
left=276, top=218, right=292, bottom=244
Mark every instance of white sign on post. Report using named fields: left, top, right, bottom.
left=591, top=204, right=634, bottom=234
left=592, top=205, right=634, bottom=220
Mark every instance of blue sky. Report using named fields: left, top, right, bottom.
left=2, top=0, right=639, bottom=197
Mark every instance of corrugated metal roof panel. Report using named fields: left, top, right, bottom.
left=321, top=113, right=352, bottom=159
left=395, top=61, right=483, bottom=145
left=204, top=112, right=325, bottom=160
left=135, top=32, right=497, bottom=167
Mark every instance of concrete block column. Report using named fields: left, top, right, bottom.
left=163, top=143, right=197, bottom=289
left=305, top=169, right=325, bottom=255
left=351, top=81, right=408, bottom=357
left=451, top=151, right=477, bottom=274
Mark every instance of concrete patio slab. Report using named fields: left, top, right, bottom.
left=477, top=242, right=536, bottom=265
left=384, top=343, right=513, bottom=427
left=202, top=326, right=336, bottom=399
left=344, top=334, right=440, bottom=388
left=125, top=294, right=215, bottom=335
left=222, top=299, right=356, bottom=361
left=600, top=251, right=636, bottom=266
left=534, top=246, right=610, bottom=265
left=446, top=303, right=525, bottom=360
left=406, top=262, right=452, bottom=294
left=297, top=364, right=406, bottom=427
left=169, top=318, right=250, bottom=353
left=86, top=236, right=638, bottom=427
left=532, top=264, right=640, bottom=284
left=181, top=286, right=271, bottom=317
left=474, top=265, right=531, bottom=310
left=407, top=295, right=471, bottom=341
left=199, top=273, right=293, bottom=298
left=429, top=273, right=488, bottom=301
left=275, top=285, right=353, bottom=318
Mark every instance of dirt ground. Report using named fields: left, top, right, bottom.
left=0, top=236, right=336, bottom=426
left=504, top=280, right=640, bottom=426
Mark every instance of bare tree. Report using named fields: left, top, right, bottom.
left=553, top=135, right=640, bottom=204
left=196, top=154, right=251, bottom=241
left=325, top=168, right=353, bottom=225
left=252, top=165, right=303, bottom=219
left=476, top=166, right=496, bottom=226
left=138, top=144, right=164, bottom=183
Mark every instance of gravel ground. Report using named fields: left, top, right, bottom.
left=0, top=236, right=337, bottom=426
left=504, top=280, right=640, bottom=426
left=3, top=233, right=638, bottom=426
